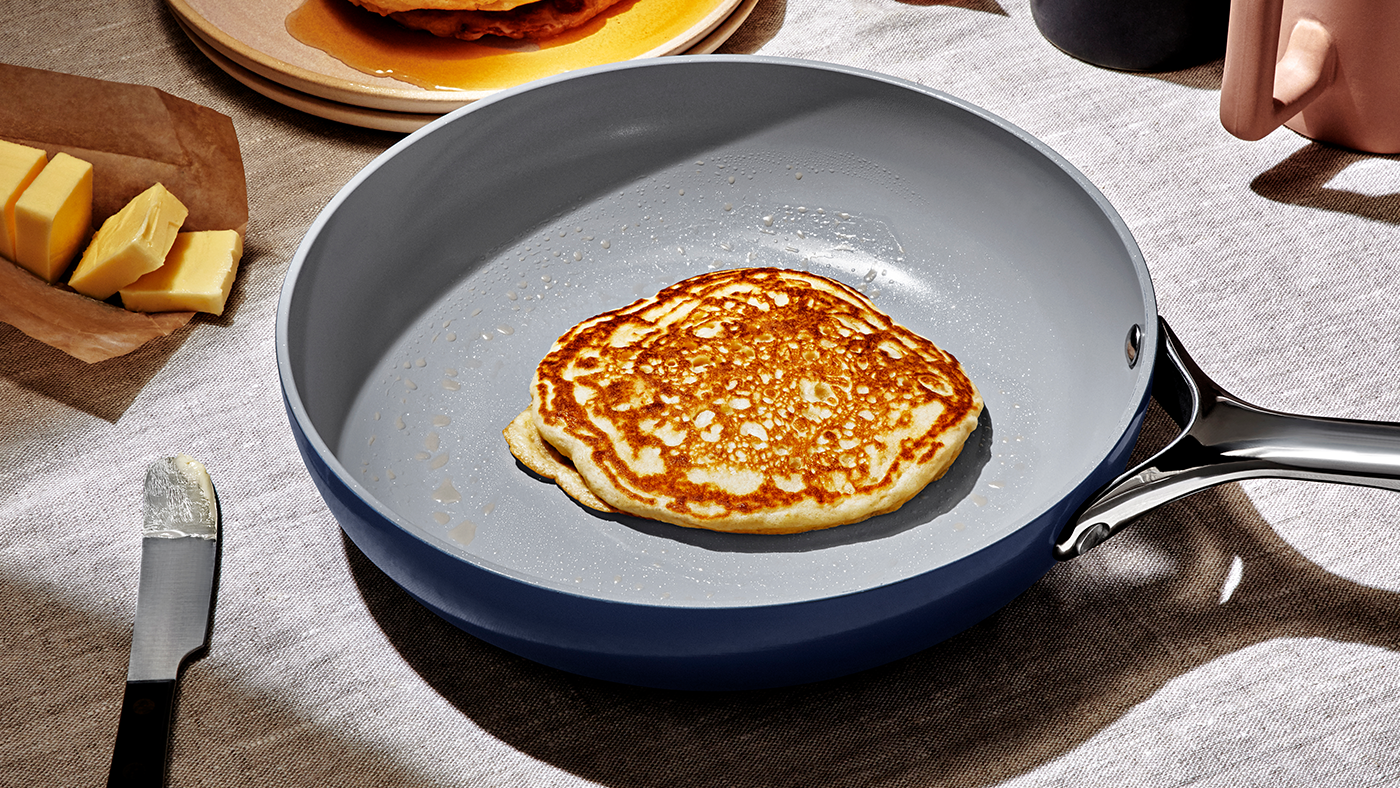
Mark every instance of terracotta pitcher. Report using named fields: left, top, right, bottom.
left=1221, top=0, right=1400, bottom=153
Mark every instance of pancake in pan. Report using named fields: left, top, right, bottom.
left=510, top=267, right=983, bottom=534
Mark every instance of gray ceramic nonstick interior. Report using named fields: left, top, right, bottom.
left=279, top=55, right=1155, bottom=687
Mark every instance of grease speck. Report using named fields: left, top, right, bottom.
left=432, top=478, right=461, bottom=503
left=450, top=520, right=477, bottom=545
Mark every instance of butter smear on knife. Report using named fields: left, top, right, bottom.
left=142, top=454, right=217, bottom=539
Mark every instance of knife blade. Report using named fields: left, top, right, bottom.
left=107, top=455, right=220, bottom=787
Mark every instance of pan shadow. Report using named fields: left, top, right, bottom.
left=344, top=401, right=1400, bottom=787
left=1251, top=143, right=1400, bottom=225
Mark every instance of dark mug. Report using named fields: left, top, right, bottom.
left=1030, top=0, right=1232, bottom=72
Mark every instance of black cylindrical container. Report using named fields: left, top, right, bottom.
left=1030, top=0, right=1232, bottom=72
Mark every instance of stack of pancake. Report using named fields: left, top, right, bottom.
left=347, top=0, right=625, bottom=40
left=505, top=267, right=983, bottom=534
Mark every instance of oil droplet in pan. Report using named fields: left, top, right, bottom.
left=450, top=520, right=477, bottom=546
left=433, top=478, right=461, bottom=503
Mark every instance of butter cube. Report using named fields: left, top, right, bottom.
left=69, top=182, right=187, bottom=300
left=14, top=151, right=92, bottom=283
left=120, top=230, right=243, bottom=315
left=0, top=140, right=48, bottom=263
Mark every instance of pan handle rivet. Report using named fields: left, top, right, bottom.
left=1125, top=324, right=1142, bottom=368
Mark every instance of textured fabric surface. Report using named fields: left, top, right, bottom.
left=3, top=1, right=1400, bottom=786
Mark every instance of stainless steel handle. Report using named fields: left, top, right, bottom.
left=1056, top=317, right=1400, bottom=559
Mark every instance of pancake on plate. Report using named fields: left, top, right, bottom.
left=348, top=0, right=626, bottom=40
left=505, top=267, right=983, bottom=534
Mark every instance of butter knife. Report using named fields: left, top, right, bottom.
left=107, top=455, right=220, bottom=787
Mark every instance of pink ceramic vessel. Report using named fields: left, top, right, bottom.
left=1221, top=0, right=1400, bottom=153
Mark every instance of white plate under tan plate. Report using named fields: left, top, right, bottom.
left=165, top=0, right=745, bottom=116
left=176, top=17, right=439, bottom=132
left=175, top=0, right=758, bottom=131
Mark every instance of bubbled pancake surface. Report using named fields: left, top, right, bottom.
left=522, top=267, right=983, bottom=534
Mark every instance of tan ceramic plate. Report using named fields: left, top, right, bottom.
left=176, top=0, right=756, bottom=132
left=166, top=0, right=747, bottom=117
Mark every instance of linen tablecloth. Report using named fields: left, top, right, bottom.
left=4, top=1, right=1399, bottom=785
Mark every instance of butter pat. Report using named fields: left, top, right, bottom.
left=14, top=151, right=92, bottom=283
left=0, top=140, right=48, bottom=263
left=69, top=183, right=187, bottom=300
left=120, top=230, right=243, bottom=315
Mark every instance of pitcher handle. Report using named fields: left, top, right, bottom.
left=1055, top=318, right=1400, bottom=559
left=1220, top=0, right=1337, bottom=141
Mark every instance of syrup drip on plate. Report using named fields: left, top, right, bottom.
left=286, top=0, right=717, bottom=92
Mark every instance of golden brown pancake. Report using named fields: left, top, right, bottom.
left=504, top=408, right=621, bottom=514
left=510, top=267, right=983, bottom=534
left=349, top=0, right=625, bottom=40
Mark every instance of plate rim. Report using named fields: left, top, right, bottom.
left=165, top=0, right=746, bottom=112
left=176, top=15, right=445, bottom=132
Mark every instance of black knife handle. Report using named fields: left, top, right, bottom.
left=107, top=679, right=176, bottom=787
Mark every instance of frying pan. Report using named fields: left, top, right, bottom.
left=277, top=55, right=1400, bottom=690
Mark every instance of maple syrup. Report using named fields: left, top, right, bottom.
left=286, top=0, right=709, bottom=93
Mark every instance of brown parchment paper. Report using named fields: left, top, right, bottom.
left=0, top=63, right=247, bottom=363
left=0, top=259, right=193, bottom=364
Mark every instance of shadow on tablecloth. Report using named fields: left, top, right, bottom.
left=0, top=231, right=268, bottom=423
left=0, top=322, right=189, bottom=422
left=891, top=0, right=1009, bottom=16
left=344, top=403, right=1400, bottom=787
left=1252, top=144, right=1400, bottom=226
